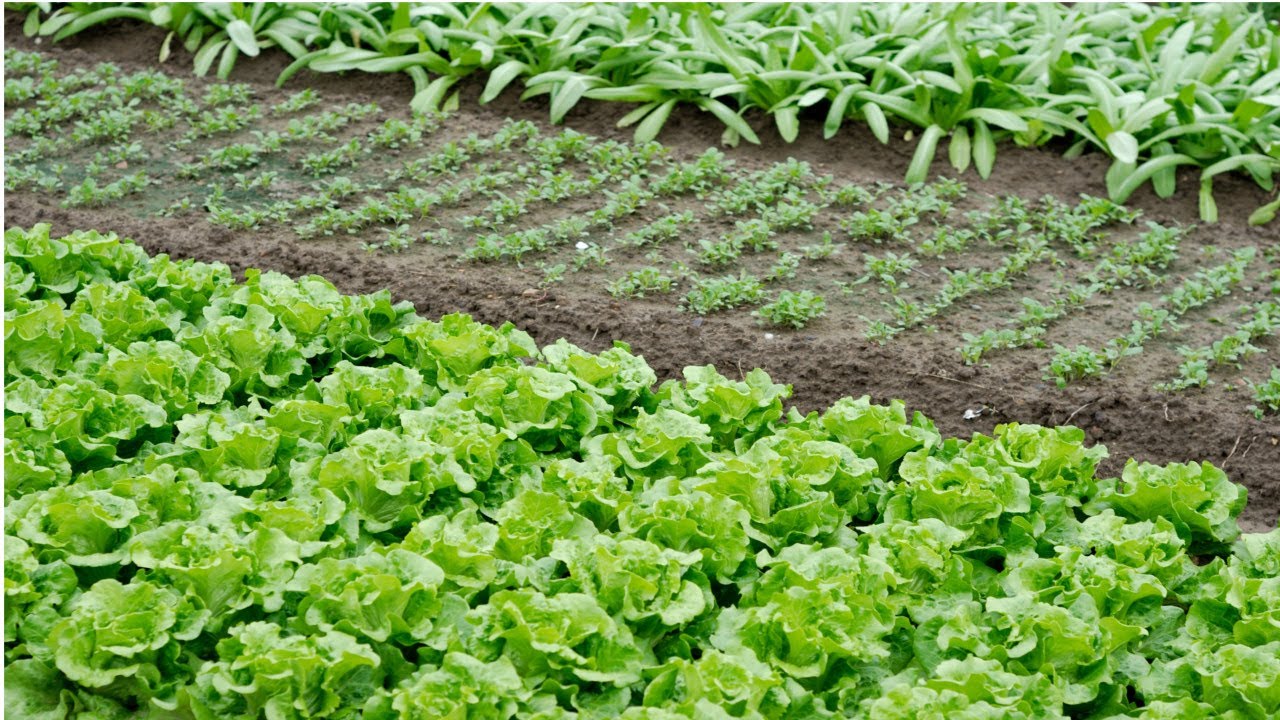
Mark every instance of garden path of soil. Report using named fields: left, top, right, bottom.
left=5, top=16, right=1279, bottom=530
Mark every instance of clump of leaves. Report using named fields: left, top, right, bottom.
left=754, top=290, right=827, bottom=329
left=683, top=273, right=764, bottom=314
left=608, top=268, right=675, bottom=298
left=1046, top=344, right=1106, bottom=387
left=1246, top=367, right=1280, bottom=419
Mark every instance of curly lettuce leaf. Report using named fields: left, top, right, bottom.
left=364, top=652, right=529, bottom=720
left=656, top=365, right=789, bottom=449
left=185, top=621, right=383, bottom=720
left=1089, top=460, right=1246, bottom=552
left=48, top=579, right=201, bottom=708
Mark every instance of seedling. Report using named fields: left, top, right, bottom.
left=1246, top=368, right=1280, bottom=419
left=1046, top=345, right=1107, bottom=387
left=754, top=290, right=827, bottom=329
left=683, top=273, right=765, bottom=314
left=608, top=268, right=676, bottom=298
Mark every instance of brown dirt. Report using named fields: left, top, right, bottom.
left=5, top=15, right=1279, bottom=531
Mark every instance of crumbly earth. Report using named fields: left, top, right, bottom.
left=4, top=14, right=1278, bottom=530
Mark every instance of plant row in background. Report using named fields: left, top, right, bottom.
left=5, top=49, right=1279, bottom=413
left=14, top=1, right=1280, bottom=221
left=5, top=224, right=1280, bottom=719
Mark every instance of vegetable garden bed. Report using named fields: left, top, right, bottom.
left=5, top=14, right=1277, bottom=530
left=7, top=224, right=1280, bottom=718
left=4, top=4, right=1280, bottom=718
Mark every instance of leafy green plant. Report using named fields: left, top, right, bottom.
left=271, top=87, right=319, bottom=114
left=861, top=251, right=919, bottom=293
left=766, top=253, right=802, bottom=283
left=861, top=316, right=903, bottom=344
left=842, top=208, right=918, bottom=242
left=1046, top=344, right=1108, bottom=387
left=1246, top=367, right=1280, bottom=419
left=799, top=231, right=843, bottom=260
left=753, top=290, right=827, bottom=329
left=622, top=212, right=696, bottom=247
left=607, top=267, right=675, bottom=298
left=1160, top=302, right=1279, bottom=392
left=301, top=138, right=362, bottom=176
left=682, top=272, right=765, bottom=314
left=62, top=171, right=151, bottom=207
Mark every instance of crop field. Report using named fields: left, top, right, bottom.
left=4, top=3, right=1280, bottom=719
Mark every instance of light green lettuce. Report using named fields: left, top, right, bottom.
left=551, top=535, right=710, bottom=634
left=363, top=652, right=530, bottom=720
left=386, top=313, right=536, bottom=393
left=542, top=339, right=657, bottom=420
left=184, top=621, right=383, bottom=720
left=286, top=548, right=452, bottom=647
left=313, top=428, right=473, bottom=533
left=815, top=396, right=940, bottom=480
left=470, top=589, right=647, bottom=687
left=656, top=366, right=789, bottom=449
left=47, top=579, right=201, bottom=709
left=1089, top=460, right=1246, bottom=552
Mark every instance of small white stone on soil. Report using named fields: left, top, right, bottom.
left=764, top=333, right=775, bottom=340
left=575, top=241, right=589, bottom=250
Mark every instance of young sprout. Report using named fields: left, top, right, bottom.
left=841, top=208, right=917, bottom=242
left=799, top=232, right=844, bottom=260
left=572, top=245, right=610, bottom=271
left=766, top=253, right=802, bottom=282
left=1045, top=345, right=1106, bottom=388
left=607, top=268, right=676, bottom=298
left=203, top=83, right=254, bottom=107
left=1246, top=367, right=1280, bottom=419
left=754, top=290, right=827, bottom=329
left=538, top=263, right=568, bottom=287
left=271, top=88, right=320, bottom=115
left=683, top=273, right=765, bottom=314
left=861, top=317, right=902, bottom=344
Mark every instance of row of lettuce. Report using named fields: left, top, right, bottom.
left=5, top=224, right=1279, bottom=719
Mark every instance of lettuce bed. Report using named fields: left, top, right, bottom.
left=4, top=224, right=1279, bottom=719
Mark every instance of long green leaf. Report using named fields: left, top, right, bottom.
left=861, top=101, right=890, bottom=144
left=700, top=98, right=760, bottom=145
left=49, top=6, right=152, bottom=41
left=225, top=19, right=260, bottom=57
left=217, top=43, right=239, bottom=80
left=949, top=125, right=971, bottom=173
left=972, top=119, right=995, bottom=179
left=1199, top=178, right=1218, bottom=223
left=480, top=60, right=528, bottom=104
left=905, top=124, right=945, bottom=185
left=635, top=99, right=677, bottom=143
left=824, top=86, right=857, bottom=139
left=775, top=106, right=799, bottom=143
left=1106, top=131, right=1139, bottom=164
left=410, top=75, right=458, bottom=114
left=1248, top=195, right=1280, bottom=225
left=193, top=38, right=229, bottom=77
left=1151, top=143, right=1177, bottom=199
left=1111, top=154, right=1199, bottom=203
left=549, top=74, right=592, bottom=124
left=962, top=108, right=1029, bottom=133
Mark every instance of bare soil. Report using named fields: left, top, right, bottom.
left=5, top=15, right=1279, bottom=530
